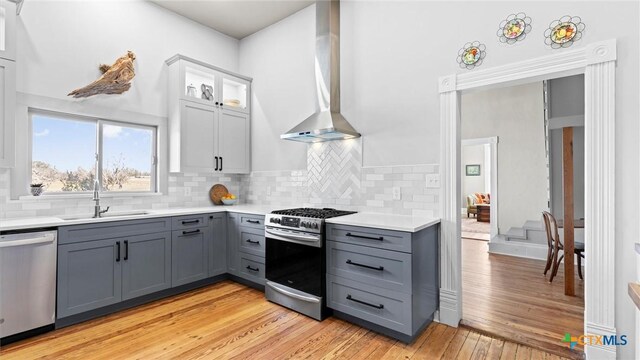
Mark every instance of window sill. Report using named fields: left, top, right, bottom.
left=16, top=192, right=163, bottom=201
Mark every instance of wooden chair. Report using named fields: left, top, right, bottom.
left=542, top=211, right=585, bottom=283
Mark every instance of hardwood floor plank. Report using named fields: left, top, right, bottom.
left=456, top=331, right=481, bottom=360
left=500, top=342, right=518, bottom=360
left=0, top=280, right=571, bottom=360
left=470, top=335, right=492, bottom=360
left=515, top=345, right=533, bottom=360
left=485, top=338, right=505, bottom=360
left=442, top=328, right=470, bottom=360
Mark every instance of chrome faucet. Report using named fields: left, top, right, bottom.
left=93, top=180, right=110, bottom=218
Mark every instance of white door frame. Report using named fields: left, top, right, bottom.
left=438, top=39, right=617, bottom=359
left=461, top=137, right=498, bottom=240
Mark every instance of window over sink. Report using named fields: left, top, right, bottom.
left=30, top=110, right=157, bottom=194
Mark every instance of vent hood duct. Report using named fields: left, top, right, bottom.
left=281, top=0, right=360, bottom=143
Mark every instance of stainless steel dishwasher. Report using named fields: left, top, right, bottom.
left=0, top=229, right=57, bottom=341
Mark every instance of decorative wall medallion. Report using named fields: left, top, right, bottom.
left=457, top=41, right=486, bottom=70
left=544, top=15, right=585, bottom=49
left=497, top=13, right=532, bottom=44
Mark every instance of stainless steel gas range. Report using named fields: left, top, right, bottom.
left=264, top=208, right=356, bottom=320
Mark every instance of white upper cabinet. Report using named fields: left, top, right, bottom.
left=166, top=55, right=251, bottom=174
left=0, top=0, right=16, bottom=61
left=221, top=75, right=250, bottom=114
left=217, top=109, right=250, bottom=174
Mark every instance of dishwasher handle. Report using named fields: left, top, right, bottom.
left=0, top=234, right=56, bottom=248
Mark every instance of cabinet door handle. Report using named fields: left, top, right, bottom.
left=181, top=219, right=200, bottom=225
left=220, top=157, right=223, bottom=172
left=345, top=233, right=384, bottom=241
left=115, top=241, right=121, bottom=262
left=215, top=156, right=219, bottom=171
left=124, top=240, right=129, bottom=261
left=245, top=239, right=260, bottom=244
left=346, top=259, right=384, bottom=271
left=346, top=295, right=384, bottom=309
left=246, top=265, right=260, bottom=272
left=182, top=229, right=201, bottom=236
left=246, top=219, right=260, bottom=224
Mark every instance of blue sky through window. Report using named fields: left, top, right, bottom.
left=32, top=114, right=153, bottom=172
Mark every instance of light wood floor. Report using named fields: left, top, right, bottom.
left=1, top=280, right=572, bottom=360
left=462, top=239, right=584, bottom=359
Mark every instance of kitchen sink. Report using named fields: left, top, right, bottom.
left=60, top=210, right=152, bottom=221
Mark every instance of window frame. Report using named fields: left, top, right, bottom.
left=29, top=109, right=159, bottom=195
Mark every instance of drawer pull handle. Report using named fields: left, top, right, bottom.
left=182, top=220, right=200, bottom=225
left=124, top=240, right=129, bottom=261
left=245, top=239, right=260, bottom=244
left=345, top=233, right=384, bottom=241
left=246, top=220, right=261, bottom=224
left=182, top=229, right=201, bottom=236
left=346, top=259, right=384, bottom=271
left=115, top=241, right=121, bottom=262
left=246, top=265, right=260, bottom=272
left=346, top=295, right=384, bottom=309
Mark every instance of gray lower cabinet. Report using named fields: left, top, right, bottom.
left=227, top=212, right=265, bottom=286
left=226, top=213, right=240, bottom=275
left=209, top=213, right=227, bottom=277
left=172, top=226, right=209, bottom=287
left=122, top=233, right=172, bottom=300
left=57, top=238, right=123, bottom=318
left=326, top=223, right=439, bottom=343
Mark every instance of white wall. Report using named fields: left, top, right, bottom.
left=462, top=82, right=547, bottom=234
left=0, top=0, right=242, bottom=217
left=239, top=3, right=640, bottom=354
left=16, top=0, right=239, bottom=118
left=238, top=5, right=314, bottom=171
left=461, top=144, right=485, bottom=207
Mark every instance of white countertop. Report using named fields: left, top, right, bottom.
left=325, top=212, right=440, bottom=233
left=0, top=204, right=275, bottom=232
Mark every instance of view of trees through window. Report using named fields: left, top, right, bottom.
left=31, top=113, right=156, bottom=192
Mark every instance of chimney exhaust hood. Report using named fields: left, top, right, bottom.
left=281, top=0, right=360, bottom=143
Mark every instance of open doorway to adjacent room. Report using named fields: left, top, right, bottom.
left=458, top=76, right=585, bottom=359
left=461, top=137, right=496, bottom=242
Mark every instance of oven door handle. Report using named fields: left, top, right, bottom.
left=265, top=228, right=320, bottom=243
left=266, top=282, right=320, bottom=303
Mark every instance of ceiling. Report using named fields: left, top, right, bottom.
left=150, top=0, right=315, bottom=39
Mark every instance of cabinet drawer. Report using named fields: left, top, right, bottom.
left=327, top=241, right=412, bottom=293
left=327, top=275, right=411, bottom=335
left=239, top=214, right=265, bottom=229
left=327, top=225, right=411, bottom=253
left=172, top=214, right=209, bottom=230
left=238, top=253, right=265, bottom=285
left=238, top=229, right=265, bottom=256
left=59, top=218, right=172, bottom=245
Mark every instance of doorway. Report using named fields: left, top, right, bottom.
left=437, top=39, right=618, bottom=359
left=461, top=137, right=497, bottom=242
left=458, top=81, right=584, bottom=358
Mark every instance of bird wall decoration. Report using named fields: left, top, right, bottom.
left=68, top=51, right=136, bottom=98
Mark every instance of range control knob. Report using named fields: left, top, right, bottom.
left=312, top=223, right=319, bottom=229
left=300, top=221, right=308, bottom=228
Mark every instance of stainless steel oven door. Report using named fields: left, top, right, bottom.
left=264, top=226, right=322, bottom=248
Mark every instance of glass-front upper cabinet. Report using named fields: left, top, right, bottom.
left=0, top=0, right=16, bottom=61
left=180, top=60, right=219, bottom=106
left=220, top=75, right=250, bottom=114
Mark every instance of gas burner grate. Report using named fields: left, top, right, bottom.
left=270, top=208, right=356, bottom=219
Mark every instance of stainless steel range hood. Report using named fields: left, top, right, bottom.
left=281, top=0, right=360, bottom=143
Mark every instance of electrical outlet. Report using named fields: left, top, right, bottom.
left=425, top=174, right=440, bottom=188
left=184, top=187, right=192, bottom=196
left=392, top=187, right=402, bottom=200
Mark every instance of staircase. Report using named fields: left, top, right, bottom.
left=488, top=219, right=585, bottom=260
left=488, top=220, right=548, bottom=260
